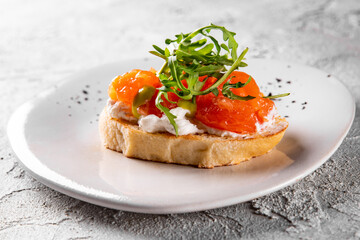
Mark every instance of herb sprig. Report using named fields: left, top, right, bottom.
left=149, top=24, right=289, bottom=135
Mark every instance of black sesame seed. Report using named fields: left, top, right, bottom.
left=276, top=78, right=282, bottom=83
left=268, top=92, right=272, bottom=96
left=82, top=90, right=88, bottom=95
left=302, top=102, right=308, bottom=105
left=68, top=114, right=72, bottom=117
left=286, top=81, right=291, bottom=84
left=97, top=90, right=102, bottom=94
left=279, top=85, right=282, bottom=88
left=98, top=98, right=102, bottom=102
left=291, top=100, right=296, bottom=103
left=284, top=115, right=289, bottom=118
left=327, top=74, right=331, bottom=77
left=267, top=82, right=272, bottom=85
left=96, top=113, right=100, bottom=116
left=85, top=85, right=90, bottom=88
left=84, top=97, right=88, bottom=101
left=302, top=106, right=306, bottom=110
left=0, top=157, right=3, bottom=160
left=77, top=101, right=81, bottom=104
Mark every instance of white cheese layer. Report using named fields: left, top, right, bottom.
left=255, top=106, right=277, bottom=132
left=106, top=99, right=137, bottom=123
left=196, top=121, right=250, bottom=139
left=139, top=107, right=204, bottom=136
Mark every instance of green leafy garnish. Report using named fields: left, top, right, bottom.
left=222, top=76, right=256, bottom=101
left=149, top=24, right=289, bottom=135
left=155, top=90, right=178, bottom=134
left=264, top=93, right=290, bottom=99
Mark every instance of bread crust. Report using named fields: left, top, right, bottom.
left=99, top=108, right=288, bottom=168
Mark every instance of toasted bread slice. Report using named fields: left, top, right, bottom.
left=99, top=108, right=288, bottom=168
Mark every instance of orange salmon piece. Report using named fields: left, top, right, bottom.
left=195, top=71, right=275, bottom=134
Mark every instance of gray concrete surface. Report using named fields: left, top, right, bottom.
left=1, top=0, right=359, bottom=239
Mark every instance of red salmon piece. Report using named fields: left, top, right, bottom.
left=195, top=71, right=274, bottom=134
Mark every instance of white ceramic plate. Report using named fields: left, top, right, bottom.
left=7, top=58, right=355, bottom=214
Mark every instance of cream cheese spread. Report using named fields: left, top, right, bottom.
left=139, top=107, right=204, bottom=136
left=107, top=99, right=137, bottom=123
left=255, top=106, right=277, bottom=132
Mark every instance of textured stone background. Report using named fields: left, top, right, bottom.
left=1, top=0, right=359, bottom=239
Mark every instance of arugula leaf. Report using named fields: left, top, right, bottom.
left=211, top=88, right=219, bottom=97
left=152, top=45, right=165, bottom=55
left=264, top=93, right=290, bottom=99
left=192, top=48, right=249, bottom=95
left=222, top=76, right=256, bottom=100
left=149, top=51, right=166, bottom=60
left=197, top=43, right=214, bottom=55
left=220, top=43, right=230, bottom=53
left=155, top=91, right=178, bottom=135
left=194, top=76, right=208, bottom=91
